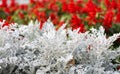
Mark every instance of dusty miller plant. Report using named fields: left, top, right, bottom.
left=0, top=20, right=120, bottom=74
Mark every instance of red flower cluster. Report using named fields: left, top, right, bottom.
left=0, top=0, right=120, bottom=33
left=70, top=14, right=85, bottom=32
left=103, top=10, right=114, bottom=29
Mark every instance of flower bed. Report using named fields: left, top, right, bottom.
left=0, top=0, right=120, bottom=74
left=0, top=0, right=120, bottom=34
left=0, top=20, right=120, bottom=74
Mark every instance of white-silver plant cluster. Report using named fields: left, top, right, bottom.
left=0, top=20, right=120, bottom=74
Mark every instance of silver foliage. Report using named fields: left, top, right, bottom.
left=0, top=20, right=120, bottom=74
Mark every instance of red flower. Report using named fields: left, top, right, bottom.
left=48, top=2, right=59, bottom=12
left=76, top=0, right=83, bottom=3
left=117, top=0, right=120, bottom=12
left=110, top=0, right=117, bottom=9
left=67, top=2, right=77, bottom=13
left=4, top=7, right=11, bottom=14
left=0, top=19, right=3, bottom=22
left=104, top=0, right=117, bottom=9
left=62, top=0, right=81, bottom=13
left=62, top=2, right=68, bottom=12
left=40, top=21, right=45, bottom=30
left=103, top=10, right=114, bottom=29
left=35, top=11, right=47, bottom=29
left=10, top=0, right=16, bottom=7
left=2, top=21, right=10, bottom=27
left=78, top=24, right=85, bottom=33
left=85, top=10, right=98, bottom=25
left=115, top=12, right=120, bottom=23
left=0, top=0, right=7, bottom=7
left=49, top=13, right=59, bottom=25
left=7, top=16, right=12, bottom=21
left=19, top=4, right=28, bottom=10
left=19, top=12, right=24, bottom=19
left=82, top=0, right=101, bottom=13
left=30, top=0, right=36, bottom=4
left=104, top=0, right=110, bottom=9
left=82, top=0, right=101, bottom=25
left=35, top=11, right=46, bottom=20
left=70, top=14, right=85, bottom=33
